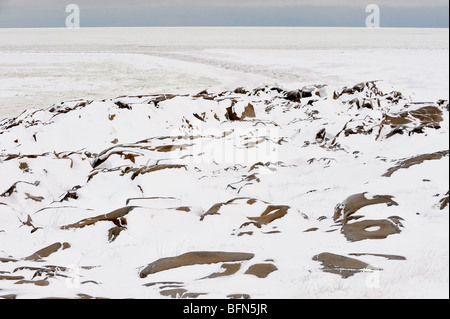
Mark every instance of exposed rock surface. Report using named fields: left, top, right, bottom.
left=139, top=251, right=255, bottom=278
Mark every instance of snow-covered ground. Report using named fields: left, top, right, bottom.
left=0, top=27, right=448, bottom=299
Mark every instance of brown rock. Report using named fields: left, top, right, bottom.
left=159, top=288, right=188, bottom=298
left=139, top=251, right=254, bottom=278
left=349, top=253, right=406, bottom=261
left=24, top=242, right=71, bottom=261
left=128, top=164, right=187, bottom=180
left=0, top=275, right=25, bottom=281
left=200, top=203, right=225, bottom=221
left=285, top=90, right=301, bottom=102
left=312, top=252, right=377, bottom=278
left=225, top=106, right=240, bottom=121
left=439, top=192, right=449, bottom=210
left=333, top=193, right=398, bottom=224
left=381, top=105, right=444, bottom=139
left=241, top=103, right=256, bottom=119
left=15, top=279, right=50, bottom=286
left=61, top=206, right=136, bottom=230
left=108, top=226, right=126, bottom=243
left=203, top=263, right=241, bottom=279
left=25, top=193, right=45, bottom=202
left=248, top=205, right=289, bottom=225
left=227, top=294, right=251, bottom=299
left=244, top=263, right=278, bottom=278
left=304, top=227, right=319, bottom=232
left=234, top=87, right=248, bottom=94
left=341, top=219, right=401, bottom=242
left=159, top=288, right=206, bottom=299
left=0, top=257, right=18, bottom=263
left=383, top=150, right=449, bottom=177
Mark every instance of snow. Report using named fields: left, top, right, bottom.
left=0, top=27, right=448, bottom=299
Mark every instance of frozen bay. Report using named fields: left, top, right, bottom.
left=0, top=27, right=448, bottom=119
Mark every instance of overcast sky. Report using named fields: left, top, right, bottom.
left=0, top=0, right=448, bottom=28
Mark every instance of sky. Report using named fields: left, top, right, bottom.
left=0, top=0, right=448, bottom=28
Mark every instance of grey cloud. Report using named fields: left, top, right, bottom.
left=2, top=0, right=449, bottom=9
left=0, top=0, right=448, bottom=28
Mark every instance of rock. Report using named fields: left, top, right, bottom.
left=200, top=202, right=226, bottom=221
left=139, top=251, right=255, bottom=278
left=0, top=275, right=25, bottom=281
left=304, top=227, right=319, bottom=232
left=197, top=89, right=208, bottom=95
left=333, top=193, right=398, bottom=224
left=380, top=105, right=444, bottom=139
left=127, top=164, right=188, bottom=180
left=200, top=200, right=290, bottom=231
left=341, top=219, right=401, bottom=242
left=244, top=263, right=278, bottom=278
left=224, top=103, right=256, bottom=121
left=227, top=294, right=251, bottom=299
left=60, top=206, right=136, bottom=230
left=24, top=242, right=71, bottom=261
left=315, top=128, right=326, bottom=143
left=25, top=193, right=45, bottom=202
left=108, top=226, right=126, bottom=243
left=300, top=89, right=313, bottom=98
left=234, top=87, right=248, bottom=94
left=143, top=281, right=184, bottom=288
left=114, top=101, right=132, bottom=110
left=0, top=82, right=447, bottom=298
left=203, top=263, right=241, bottom=279
left=285, top=90, right=301, bottom=102
left=159, top=288, right=207, bottom=299
left=349, top=253, right=406, bottom=261
left=159, top=288, right=188, bottom=298
left=247, top=205, right=289, bottom=226
left=60, top=185, right=81, bottom=202
left=15, top=279, right=50, bottom=286
left=312, top=252, right=378, bottom=278
left=0, top=257, right=18, bottom=263
left=383, top=150, right=449, bottom=177
left=439, top=192, right=449, bottom=210
left=333, top=81, right=382, bottom=99
left=241, top=103, right=256, bottom=119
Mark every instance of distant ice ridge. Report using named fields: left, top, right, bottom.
left=0, top=81, right=448, bottom=299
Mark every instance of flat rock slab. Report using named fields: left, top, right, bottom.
left=139, top=251, right=255, bottom=278
left=24, top=242, right=71, bottom=261
left=383, top=150, right=449, bottom=178
left=334, top=193, right=398, bottom=224
left=203, top=263, right=242, bottom=279
left=15, top=279, right=50, bottom=286
left=313, top=252, right=378, bottom=279
left=341, top=219, right=401, bottom=242
left=159, top=288, right=207, bottom=299
left=244, top=263, right=278, bottom=278
left=60, top=206, right=135, bottom=230
left=349, top=253, right=406, bottom=261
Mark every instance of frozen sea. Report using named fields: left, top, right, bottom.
left=0, top=27, right=448, bottom=120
